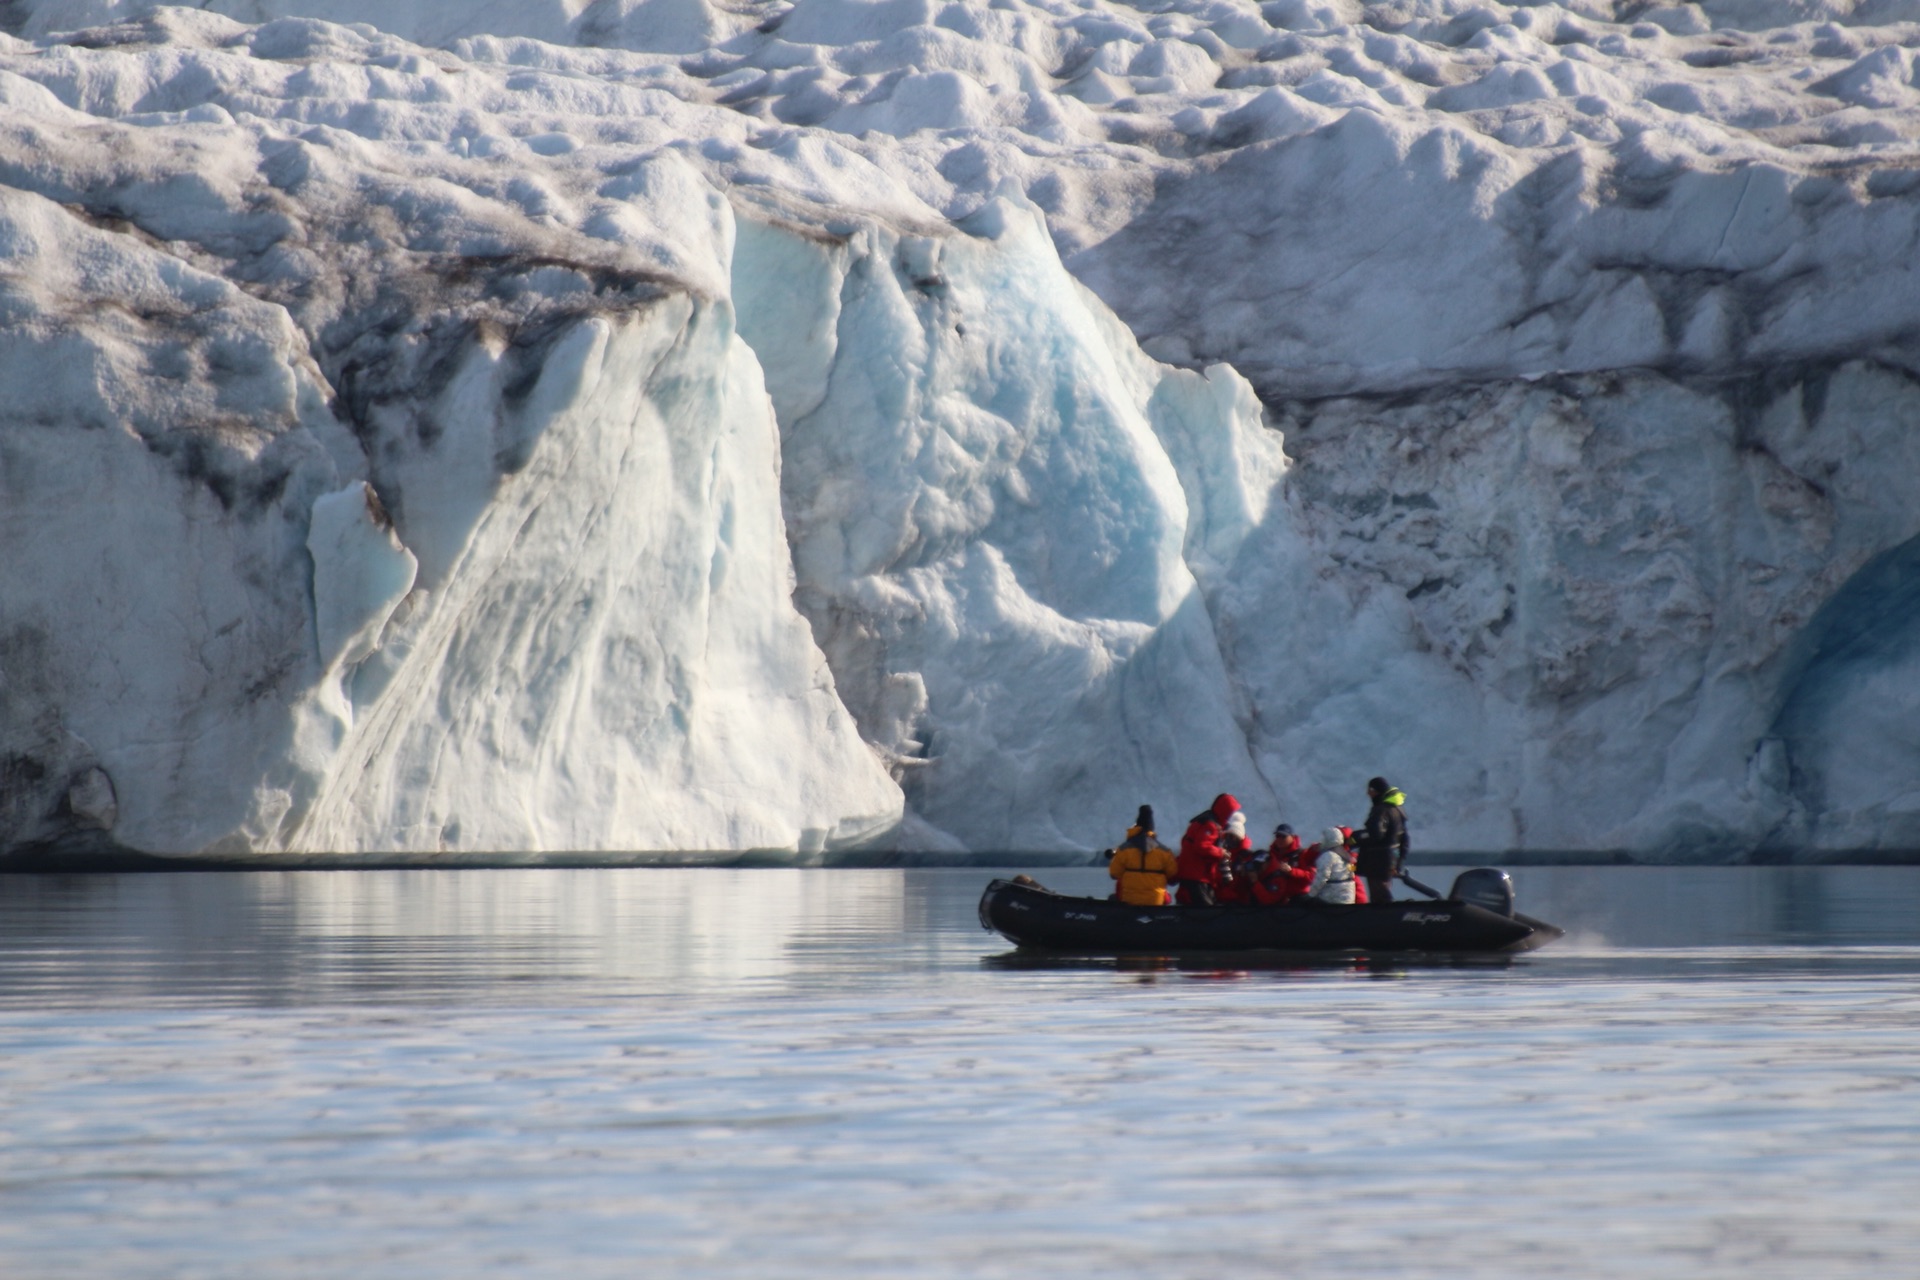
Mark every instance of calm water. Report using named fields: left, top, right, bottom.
left=2, top=866, right=1918, bottom=1278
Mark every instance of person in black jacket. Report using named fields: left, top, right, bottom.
left=1354, top=776, right=1409, bottom=904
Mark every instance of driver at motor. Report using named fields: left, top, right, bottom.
left=1354, top=777, right=1410, bottom=904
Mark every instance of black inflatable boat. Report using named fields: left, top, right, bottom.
left=978, top=869, right=1563, bottom=955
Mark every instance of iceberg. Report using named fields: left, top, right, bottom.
left=2, top=0, right=1919, bottom=861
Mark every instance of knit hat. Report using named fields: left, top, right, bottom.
left=1135, top=804, right=1154, bottom=831
left=1226, top=811, right=1247, bottom=839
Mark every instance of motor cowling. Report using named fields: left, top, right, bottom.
left=1449, top=868, right=1515, bottom=917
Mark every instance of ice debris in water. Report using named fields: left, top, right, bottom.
left=3, top=0, right=1920, bottom=859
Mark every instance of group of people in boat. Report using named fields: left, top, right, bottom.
left=1105, top=778, right=1410, bottom=909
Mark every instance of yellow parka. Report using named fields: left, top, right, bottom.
left=1109, top=827, right=1178, bottom=906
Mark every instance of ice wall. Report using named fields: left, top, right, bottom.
left=293, top=297, right=908, bottom=857
left=733, top=189, right=1283, bottom=852
left=6, top=0, right=1920, bottom=859
left=0, top=84, right=904, bottom=856
left=0, top=182, right=346, bottom=854
left=1224, top=367, right=1920, bottom=858
left=0, top=9, right=1282, bottom=859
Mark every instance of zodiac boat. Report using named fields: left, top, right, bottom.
left=978, top=868, right=1563, bottom=954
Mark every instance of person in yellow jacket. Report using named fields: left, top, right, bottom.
left=1108, top=805, right=1179, bottom=906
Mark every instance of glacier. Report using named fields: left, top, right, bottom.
left=2, top=0, right=1919, bottom=861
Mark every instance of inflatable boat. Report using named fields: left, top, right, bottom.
left=977, top=869, right=1563, bottom=954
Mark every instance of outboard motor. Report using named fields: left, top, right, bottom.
left=1449, top=868, right=1515, bottom=917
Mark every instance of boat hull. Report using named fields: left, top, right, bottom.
left=978, top=878, right=1561, bottom=954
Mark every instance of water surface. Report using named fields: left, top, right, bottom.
left=2, top=866, right=1918, bottom=1278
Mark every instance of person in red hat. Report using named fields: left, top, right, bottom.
left=1175, top=793, right=1239, bottom=906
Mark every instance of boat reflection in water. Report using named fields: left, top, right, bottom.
left=984, top=949, right=1521, bottom=977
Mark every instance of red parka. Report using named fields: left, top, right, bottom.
left=1217, top=821, right=1258, bottom=904
left=1249, top=833, right=1314, bottom=906
left=1175, top=794, right=1239, bottom=905
left=1216, top=840, right=1256, bottom=904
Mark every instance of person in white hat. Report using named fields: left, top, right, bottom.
left=1305, top=826, right=1357, bottom=904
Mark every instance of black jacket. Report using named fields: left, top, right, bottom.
left=1353, top=798, right=1408, bottom=877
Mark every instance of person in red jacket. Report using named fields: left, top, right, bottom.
left=1268, top=823, right=1303, bottom=865
left=1250, top=823, right=1314, bottom=906
left=1175, top=793, right=1239, bottom=905
left=1216, top=810, right=1256, bottom=904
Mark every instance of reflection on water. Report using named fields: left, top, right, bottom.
left=1506, top=864, right=1920, bottom=948
left=4, top=866, right=1918, bottom=1006
left=0, top=868, right=928, bottom=1006
left=2, top=866, right=1919, bottom=1279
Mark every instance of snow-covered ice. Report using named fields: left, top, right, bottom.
left=3, top=0, right=1919, bottom=859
